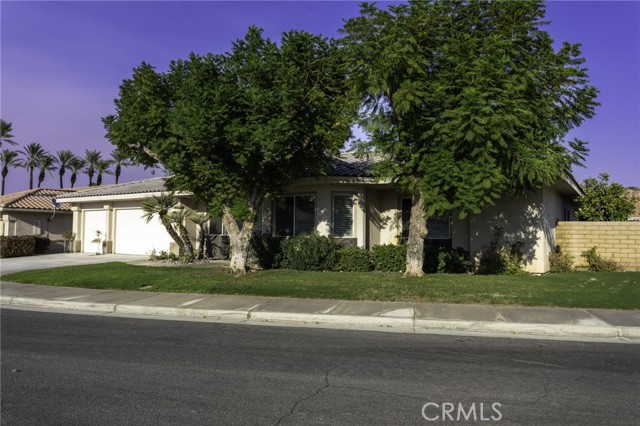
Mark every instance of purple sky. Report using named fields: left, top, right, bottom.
left=1, top=1, right=638, bottom=194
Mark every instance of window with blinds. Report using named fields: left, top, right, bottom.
left=333, top=194, right=354, bottom=237
left=275, top=195, right=316, bottom=236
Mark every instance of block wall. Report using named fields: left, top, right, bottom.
left=555, top=222, right=640, bottom=271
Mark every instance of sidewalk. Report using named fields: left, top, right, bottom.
left=1, top=281, right=639, bottom=342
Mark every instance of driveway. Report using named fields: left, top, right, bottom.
left=0, top=253, right=148, bottom=275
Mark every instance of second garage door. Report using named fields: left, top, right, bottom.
left=114, top=209, right=174, bottom=255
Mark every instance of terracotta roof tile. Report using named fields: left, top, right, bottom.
left=0, top=188, right=80, bottom=211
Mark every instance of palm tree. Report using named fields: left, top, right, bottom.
left=19, top=142, right=47, bottom=189
left=0, top=119, right=17, bottom=147
left=36, top=154, right=57, bottom=188
left=110, top=148, right=131, bottom=184
left=0, top=149, right=21, bottom=195
left=141, top=193, right=188, bottom=256
left=84, top=149, right=102, bottom=186
left=167, top=208, right=195, bottom=257
left=190, top=212, right=210, bottom=260
left=68, top=157, right=86, bottom=188
left=54, top=150, right=76, bottom=189
left=95, top=159, right=114, bottom=186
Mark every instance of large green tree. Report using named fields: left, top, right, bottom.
left=103, top=27, right=354, bottom=273
left=575, top=173, right=636, bottom=221
left=342, top=1, right=598, bottom=276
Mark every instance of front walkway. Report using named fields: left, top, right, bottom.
left=0, top=253, right=148, bottom=275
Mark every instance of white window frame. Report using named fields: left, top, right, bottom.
left=33, top=219, right=42, bottom=235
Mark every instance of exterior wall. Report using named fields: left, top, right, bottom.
left=376, top=190, right=401, bottom=245
left=269, top=183, right=368, bottom=247
left=0, top=210, right=73, bottom=253
left=556, top=222, right=640, bottom=271
left=468, top=191, right=547, bottom=273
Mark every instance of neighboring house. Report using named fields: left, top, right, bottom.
left=0, top=188, right=79, bottom=253
left=56, top=154, right=582, bottom=273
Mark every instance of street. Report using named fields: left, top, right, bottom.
left=1, top=308, right=639, bottom=425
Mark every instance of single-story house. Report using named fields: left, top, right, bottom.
left=0, top=188, right=80, bottom=253
left=56, top=154, right=582, bottom=273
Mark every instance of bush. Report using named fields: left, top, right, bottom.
left=549, top=247, right=574, bottom=273
left=335, top=246, right=373, bottom=272
left=371, top=244, right=406, bottom=272
left=278, top=233, right=338, bottom=271
left=33, top=236, right=51, bottom=254
left=581, top=246, right=623, bottom=272
left=477, top=228, right=525, bottom=275
left=249, top=234, right=283, bottom=269
left=148, top=249, right=178, bottom=262
left=0, top=235, right=37, bottom=258
left=438, top=247, right=473, bottom=274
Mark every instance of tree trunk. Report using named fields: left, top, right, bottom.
left=405, top=190, right=428, bottom=277
left=222, top=207, right=256, bottom=275
left=1, top=176, right=5, bottom=195
left=160, top=218, right=185, bottom=256
left=177, top=223, right=194, bottom=256
left=196, top=227, right=206, bottom=260
left=59, top=171, right=64, bottom=189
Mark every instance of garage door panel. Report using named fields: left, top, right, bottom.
left=83, top=211, right=107, bottom=253
left=114, top=209, right=173, bottom=255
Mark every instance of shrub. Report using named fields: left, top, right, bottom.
left=33, top=236, right=51, bottom=254
left=549, top=247, right=574, bottom=273
left=148, top=249, right=178, bottom=262
left=371, top=244, right=406, bottom=272
left=278, top=233, right=338, bottom=271
left=438, top=247, right=473, bottom=274
left=0, top=235, right=37, bottom=258
left=477, top=228, right=525, bottom=275
left=581, top=246, right=623, bottom=272
left=249, top=234, right=283, bottom=269
left=335, top=246, right=373, bottom=272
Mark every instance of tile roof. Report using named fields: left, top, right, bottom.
left=327, top=153, right=374, bottom=178
left=0, top=188, right=80, bottom=211
left=59, top=177, right=169, bottom=199
left=60, top=154, right=375, bottom=200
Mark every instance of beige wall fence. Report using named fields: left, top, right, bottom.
left=555, top=222, right=640, bottom=272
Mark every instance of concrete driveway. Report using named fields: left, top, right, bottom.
left=0, top=253, right=148, bottom=275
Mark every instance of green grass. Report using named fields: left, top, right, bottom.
left=2, top=263, right=639, bottom=309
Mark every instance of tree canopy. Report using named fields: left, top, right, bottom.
left=103, top=27, right=354, bottom=272
left=342, top=0, right=599, bottom=275
left=575, top=173, right=637, bottom=221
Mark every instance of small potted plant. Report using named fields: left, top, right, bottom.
left=90, top=230, right=103, bottom=255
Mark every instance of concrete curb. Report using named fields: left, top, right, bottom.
left=2, top=296, right=638, bottom=341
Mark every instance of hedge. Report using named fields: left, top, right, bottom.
left=0, top=235, right=49, bottom=258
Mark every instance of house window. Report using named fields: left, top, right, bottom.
left=401, top=198, right=450, bottom=240
left=563, top=208, right=572, bottom=221
left=33, top=219, right=42, bottom=236
left=275, top=195, right=315, bottom=236
left=333, top=194, right=354, bottom=237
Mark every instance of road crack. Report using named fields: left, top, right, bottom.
left=274, top=362, right=345, bottom=426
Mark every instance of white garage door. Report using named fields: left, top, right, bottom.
left=83, top=210, right=107, bottom=253
left=114, top=209, right=174, bottom=255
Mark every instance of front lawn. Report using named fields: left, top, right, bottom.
left=2, top=263, right=639, bottom=310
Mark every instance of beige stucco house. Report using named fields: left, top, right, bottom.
left=56, top=155, right=582, bottom=273
left=0, top=188, right=79, bottom=253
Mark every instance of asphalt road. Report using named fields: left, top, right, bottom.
left=1, top=308, right=639, bottom=426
